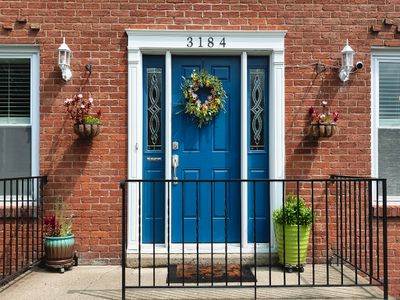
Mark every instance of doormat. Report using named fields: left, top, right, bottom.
left=167, top=264, right=256, bottom=283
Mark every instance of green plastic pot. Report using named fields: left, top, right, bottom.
left=274, top=224, right=311, bottom=266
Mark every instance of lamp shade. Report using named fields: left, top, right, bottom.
left=58, top=37, right=71, bottom=66
left=341, top=39, right=354, bottom=68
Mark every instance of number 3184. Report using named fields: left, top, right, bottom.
left=186, top=37, right=226, bottom=48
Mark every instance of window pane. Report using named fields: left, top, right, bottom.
left=379, top=62, right=400, bottom=127
left=0, top=126, right=31, bottom=179
left=147, top=68, right=162, bottom=151
left=249, top=68, right=265, bottom=151
left=378, top=128, right=400, bottom=197
left=0, top=59, right=30, bottom=125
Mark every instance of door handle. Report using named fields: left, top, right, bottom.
left=172, top=154, right=179, bottom=184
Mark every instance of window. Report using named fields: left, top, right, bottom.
left=249, top=68, right=266, bottom=151
left=0, top=46, right=39, bottom=191
left=372, top=52, right=400, bottom=203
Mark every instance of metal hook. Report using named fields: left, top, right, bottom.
left=85, top=63, right=92, bottom=75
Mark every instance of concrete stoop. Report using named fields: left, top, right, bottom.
left=126, top=253, right=280, bottom=268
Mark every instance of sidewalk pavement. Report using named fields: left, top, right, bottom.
left=0, top=265, right=386, bottom=299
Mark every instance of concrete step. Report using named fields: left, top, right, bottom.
left=126, top=253, right=279, bottom=268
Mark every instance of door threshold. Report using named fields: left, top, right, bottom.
left=126, top=251, right=279, bottom=268
left=127, top=243, right=274, bottom=254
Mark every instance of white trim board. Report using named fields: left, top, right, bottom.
left=126, top=30, right=286, bottom=252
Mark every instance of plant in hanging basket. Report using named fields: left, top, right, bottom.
left=64, top=93, right=102, bottom=138
left=308, top=101, right=339, bottom=138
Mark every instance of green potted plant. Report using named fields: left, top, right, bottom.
left=64, top=93, right=102, bottom=138
left=273, top=194, right=313, bottom=273
left=308, top=100, right=339, bottom=138
left=44, top=198, right=76, bottom=273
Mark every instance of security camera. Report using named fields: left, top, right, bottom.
left=355, top=61, right=364, bottom=70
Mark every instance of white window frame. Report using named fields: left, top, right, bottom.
left=371, top=48, right=400, bottom=205
left=126, top=30, right=286, bottom=253
left=0, top=45, right=40, bottom=187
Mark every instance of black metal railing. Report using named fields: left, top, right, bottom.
left=0, top=176, right=47, bottom=287
left=120, top=177, right=388, bottom=299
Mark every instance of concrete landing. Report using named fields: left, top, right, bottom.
left=0, top=265, right=387, bottom=299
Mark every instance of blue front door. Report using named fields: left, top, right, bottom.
left=171, top=56, right=241, bottom=243
left=142, top=55, right=270, bottom=244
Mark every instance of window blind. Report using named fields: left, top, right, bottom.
left=0, top=59, right=30, bottom=124
left=379, top=61, right=400, bottom=127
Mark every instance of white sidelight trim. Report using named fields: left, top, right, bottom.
left=126, top=30, right=286, bottom=252
left=165, top=51, right=172, bottom=244
left=240, top=52, right=248, bottom=248
left=269, top=50, right=285, bottom=250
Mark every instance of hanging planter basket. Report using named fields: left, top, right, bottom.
left=309, top=123, right=337, bottom=138
left=73, top=123, right=101, bottom=138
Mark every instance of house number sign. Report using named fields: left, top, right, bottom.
left=186, top=37, right=226, bottom=48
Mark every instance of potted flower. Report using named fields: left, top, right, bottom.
left=308, top=101, right=339, bottom=138
left=44, top=199, right=75, bottom=273
left=64, top=93, right=102, bottom=138
left=273, top=194, right=313, bottom=273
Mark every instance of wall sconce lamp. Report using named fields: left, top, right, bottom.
left=339, top=40, right=355, bottom=82
left=58, top=37, right=72, bottom=82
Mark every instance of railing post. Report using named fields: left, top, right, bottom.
left=382, top=179, right=388, bottom=299
left=120, top=180, right=126, bottom=300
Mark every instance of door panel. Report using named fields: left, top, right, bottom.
left=171, top=56, right=241, bottom=243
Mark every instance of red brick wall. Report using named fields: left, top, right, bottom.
left=1, top=0, right=400, bottom=297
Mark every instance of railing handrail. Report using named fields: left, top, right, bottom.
left=0, top=175, right=47, bottom=182
left=121, top=177, right=386, bottom=183
left=330, top=174, right=380, bottom=180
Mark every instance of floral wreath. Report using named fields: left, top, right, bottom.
left=182, top=70, right=226, bottom=127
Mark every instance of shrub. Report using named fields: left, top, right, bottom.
left=272, top=194, right=313, bottom=226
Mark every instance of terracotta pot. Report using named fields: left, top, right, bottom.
left=44, top=234, right=75, bottom=268
left=73, top=123, right=101, bottom=138
left=309, top=123, right=337, bottom=138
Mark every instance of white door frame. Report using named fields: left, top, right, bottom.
left=126, top=30, right=286, bottom=253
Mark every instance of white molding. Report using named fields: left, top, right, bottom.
left=371, top=54, right=379, bottom=179
left=165, top=51, right=172, bottom=245
left=127, top=49, right=143, bottom=250
left=0, top=45, right=40, bottom=178
left=126, top=30, right=286, bottom=54
left=126, top=30, right=286, bottom=252
left=240, top=52, right=248, bottom=248
left=269, top=50, right=285, bottom=250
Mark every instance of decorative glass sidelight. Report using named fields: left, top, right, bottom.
left=147, top=68, right=162, bottom=150
left=249, top=68, right=265, bottom=151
